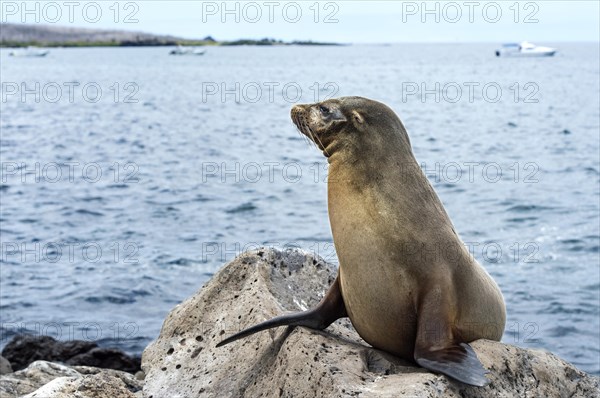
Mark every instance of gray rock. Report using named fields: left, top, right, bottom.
left=66, top=347, right=141, bottom=373
left=0, top=356, right=12, bottom=374
left=1, top=335, right=140, bottom=373
left=22, top=371, right=141, bottom=398
left=1, top=335, right=93, bottom=371
left=0, top=360, right=142, bottom=398
left=0, top=360, right=79, bottom=398
left=142, top=248, right=599, bottom=398
left=134, top=370, right=145, bottom=381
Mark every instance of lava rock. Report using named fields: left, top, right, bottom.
left=0, top=360, right=142, bottom=398
left=1, top=336, right=95, bottom=371
left=66, top=348, right=140, bottom=374
left=0, top=356, right=13, bottom=374
left=1, top=335, right=140, bottom=374
left=142, top=248, right=600, bottom=397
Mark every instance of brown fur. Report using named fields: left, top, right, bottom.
left=291, top=96, right=506, bottom=361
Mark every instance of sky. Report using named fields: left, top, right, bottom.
left=1, top=0, right=599, bottom=43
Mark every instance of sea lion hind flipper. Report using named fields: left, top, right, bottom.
left=216, top=310, right=322, bottom=347
left=415, top=342, right=490, bottom=387
left=216, top=275, right=347, bottom=347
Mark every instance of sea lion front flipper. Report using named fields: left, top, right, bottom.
left=216, top=275, right=347, bottom=347
left=415, top=342, right=489, bottom=387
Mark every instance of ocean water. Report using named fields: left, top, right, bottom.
left=0, top=44, right=598, bottom=375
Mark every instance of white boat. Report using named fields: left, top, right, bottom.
left=8, top=47, right=49, bottom=57
left=169, top=45, right=206, bottom=56
left=495, top=42, right=556, bottom=57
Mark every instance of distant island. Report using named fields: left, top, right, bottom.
left=0, top=23, right=340, bottom=47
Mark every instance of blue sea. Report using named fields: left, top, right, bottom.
left=1, top=44, right=598, bottom=375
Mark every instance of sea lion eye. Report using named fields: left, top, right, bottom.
left=319, top=105, right=331, bottom=114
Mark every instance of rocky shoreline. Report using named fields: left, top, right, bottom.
left=0, top=335, right=143, bottom=397
left=0, top=23, right=341, bottom=47
left=2, top=248, right=598, bottom=397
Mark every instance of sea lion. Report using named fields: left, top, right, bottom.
left=218, top=96, right=506, bottom=386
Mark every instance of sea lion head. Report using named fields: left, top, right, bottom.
left=291, top=96, right=412, bottom=160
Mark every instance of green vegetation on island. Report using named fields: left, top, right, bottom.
left=0, top=24, right=341, bottom=48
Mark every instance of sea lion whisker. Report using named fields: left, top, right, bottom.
left=293, top=115, right=308, bottom=143
left=303, top=123, right=316, bottom=149
left=314, top=133, right=330, bottom=158
left=292, top=115, right=313, bottom=148
left=301, top=119, right=319, bottom=151
left=305, top=123, right=330, bottom=157
left=297, top=125, right=312, bottom=148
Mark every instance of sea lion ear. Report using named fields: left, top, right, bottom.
left=352, top=110, right=365, bottom=124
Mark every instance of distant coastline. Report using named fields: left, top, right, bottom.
left=0, top=23, right=341, bottom=47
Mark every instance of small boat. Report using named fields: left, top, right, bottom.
left=495, top=42, right=556, bottom=57
left=8, top=47, right=49, bottom=57
left=169, top=45, right=206, bottom=56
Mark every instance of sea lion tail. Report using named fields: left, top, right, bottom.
left=415, top=342, right=490, bottom=387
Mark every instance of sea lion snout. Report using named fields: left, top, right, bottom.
left=291, top=104, right=314, bottom=140
left=290, top=104, right=308, bottom=116
left=290, top=104, right=311, bottom=127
